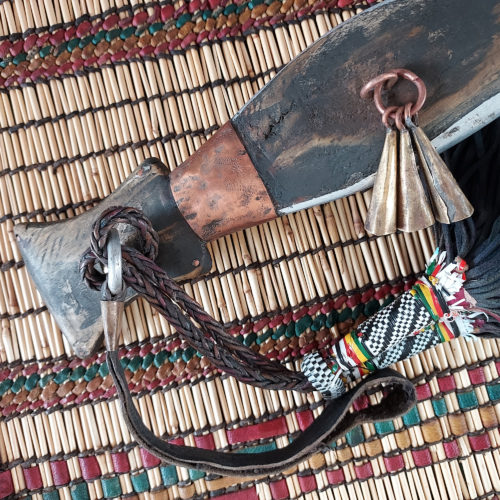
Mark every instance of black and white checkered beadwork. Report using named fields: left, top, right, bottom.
left=301, top=352, right=345, bottom=399
left=373, top=326, right=441, bottom=369
left=357, top=292, right=432, bottom=358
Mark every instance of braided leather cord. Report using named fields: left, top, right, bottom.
left=81, top=206, right=313, bottom=392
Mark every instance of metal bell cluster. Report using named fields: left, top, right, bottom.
left=365, top=119, right=474, bottom=236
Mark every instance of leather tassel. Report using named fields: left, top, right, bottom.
left=365, top=128, right=398, bottom=235
left=409, top=122, right=474, bottom=223
left=397, top=127, right=435, bottom=232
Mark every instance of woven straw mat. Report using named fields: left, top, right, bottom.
left=1, top=1, right=500, bottom=499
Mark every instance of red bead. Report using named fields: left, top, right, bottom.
left=140, top=448, right=161, bottom=468
left=50, top=460, right=70, bottom=486
left=103, top=14, right=119, bottom=30
left=65, top=26, right=77, bottom=41
left=23, top=34, right=38, bottom=52
left=383, top=455, right=405, bottom=473
left=326, top=468, right=345, bottom=485
left=354, top=462, right=373, bottom=480
left=298, top=475, right=317, bottom=493
left=296, top=410, right=313, bottom=430
left=189, top=0, right=201, bottom=13
left=112, top=452, right=130, bottom=473
left=23, top=466, right=43, bottom=490
left=161, top=4, right=175, bottom=21
left=49, top=29, right=65, bottom=45
left=91, top=20, right=103, bottom=35
left=111, top=50, right=127, bottom=62
left=0, top=471, right=14, bottom=498
left=412, top=448, right=432, bottom=467
left=333, top=295, right=348, bottom=309
left=132, top=11, right=148, bottom=26
left=79, top=456, right=101, bottom=480
left=270, top=479, right=289, bottom=500
left=292, top=306, right=308, bottom=321
left=174, top=4, right=188, bottom=17
left=0, top=40, right=11, bottom=58
left=76, top=21, right=92, bottom=37
left=194, top=434, right=215, bottom=450
left=37, top=33, right=51, bottom=47
left=10, top=39, right=24, bottom=57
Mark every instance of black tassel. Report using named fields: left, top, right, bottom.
left=435, top=118, right=500, bottom=337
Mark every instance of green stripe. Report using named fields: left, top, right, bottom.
left=412, top=284, right=440, bottom=322
left=350, top=332, right=372, bottom=361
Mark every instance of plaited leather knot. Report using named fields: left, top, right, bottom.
left=80, top=206, right=159, bottom=292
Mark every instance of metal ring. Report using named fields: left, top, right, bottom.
left=106, top=228, right=123, bottom=296
left=359, top=71, right=398, bottom=101
left=364, top=68, right=427, bottom=119
left=394, top=106, right=405, bottom=131
left=382, top=105, right=400, bottom=129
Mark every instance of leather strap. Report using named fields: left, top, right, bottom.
left=108, top=350, right=416, bottom=476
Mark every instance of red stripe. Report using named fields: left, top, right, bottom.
left=346, top=294, right=361, bottom=308
left=79, top=456, right=101, bottom=480
left=469, top=433, right=491, bottom=452
left=296, top=410, right=314, bottom=431
left=298, top=474, right=317, bottom=493
left=194, top=434, right=215, bottom=450
left=427, top=285, right=444, bottom=318
left=415, top=383, right=432, bottom=401
left=50, top=460, right=70, bottom=486
left=344, top=339, right=362, bottom=366
left=227, top=417, right=288, bottom=444
left=292, top=306, right=309, bottom=321
left=23, top=466, right=42, bottom=490
left=111, top=452, right=130, bottom=473
left=355, top=462, right=373, bottom=480
left=443, top=440, right=460, bottom=459
left=353, top=394, right=369, bottom=411
left=327, top=468, right=345, bottom=485
left=253, top=318, right=270, bottom=332
left=168, top=437, right=184, bottom=447
left=270, top=479, right=289, bottom=500
left=140, top=448, right=161, bottom=468
left=384, top=455, right=405, bottom=472
left=438, top=375, right=456, bottom=392
left=468, top=367, right=486, bottom=385
left=412, top=448, right=432, bottom=467
left=0, top=471, right=14, bottom=499
left=212, top=487, right=259, bottom=500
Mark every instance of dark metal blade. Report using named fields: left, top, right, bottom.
left=232, top=0, right=500, bottom=213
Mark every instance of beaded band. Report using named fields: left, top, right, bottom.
left=303, top=249, right=477, bottom=399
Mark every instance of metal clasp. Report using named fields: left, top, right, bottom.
left=101, top=228, right=125, bottom=351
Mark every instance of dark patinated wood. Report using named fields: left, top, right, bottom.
left=233, top=0, right=500, bottom=211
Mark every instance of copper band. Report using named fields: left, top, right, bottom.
left=170, top=122, right=277, bottom=241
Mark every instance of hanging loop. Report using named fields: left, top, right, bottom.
left=361, top=68, right=427, bottom=125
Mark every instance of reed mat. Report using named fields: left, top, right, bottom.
left=1, top=1, right=500, bottom=499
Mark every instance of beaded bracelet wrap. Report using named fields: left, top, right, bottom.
left=302, top=249, right=479, bottom=399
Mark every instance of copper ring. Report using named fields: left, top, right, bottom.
left=382, top=105, right=401, bottom=129
left=359, top=71, right=398, bottom=102
left=394, top=106, right=405, bottom=131
left=362, top=68, right=427, bottom=119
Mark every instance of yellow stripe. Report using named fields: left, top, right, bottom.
left=345, top=332, right=369, bottom=363
left=418, top=283, right=441, bottom=317
left=437, top=322, right=451, bottom=342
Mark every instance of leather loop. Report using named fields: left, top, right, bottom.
left=108, top=350, right=416, bottom=476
